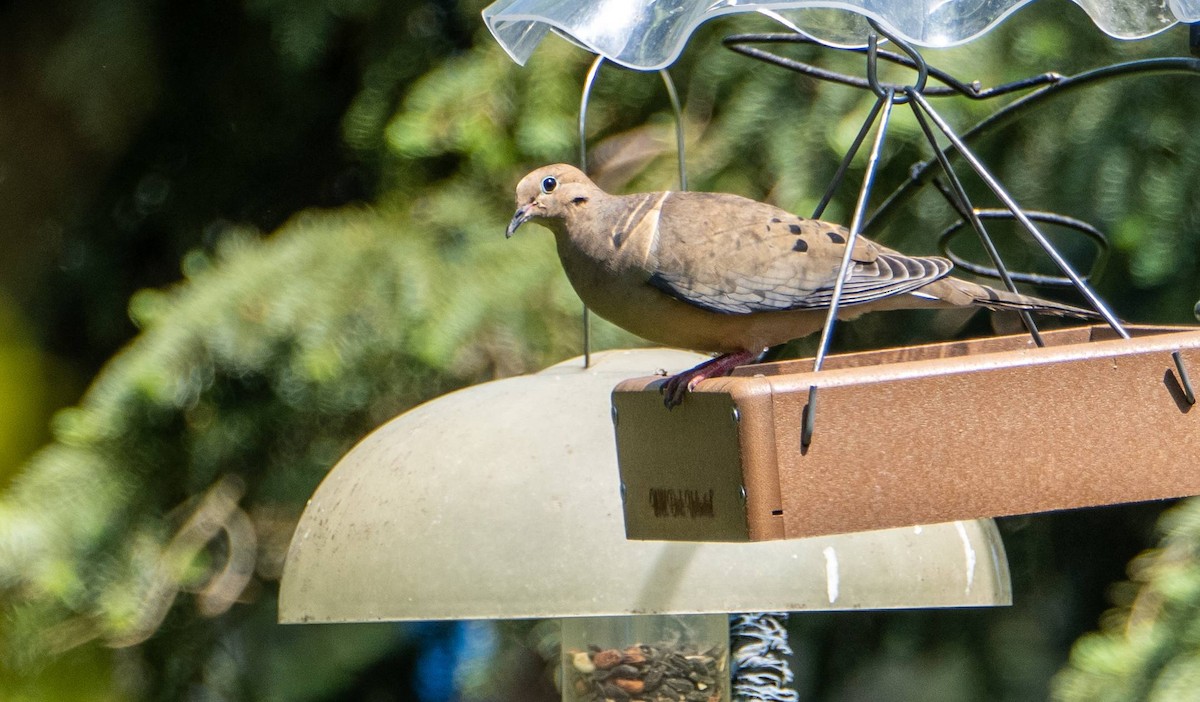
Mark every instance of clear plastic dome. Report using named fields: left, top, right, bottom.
left=482, top=0, right=1200, bottom=70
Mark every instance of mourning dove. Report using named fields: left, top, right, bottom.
left=506, top=164, right=1098, bottom=406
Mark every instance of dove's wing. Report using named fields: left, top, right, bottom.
left=642, top=192, right=952, bottom=315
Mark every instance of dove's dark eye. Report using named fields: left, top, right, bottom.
left=540, top=176, right=558, bottom=194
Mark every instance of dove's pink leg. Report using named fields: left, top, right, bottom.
left=661, top=350, right=761, bottom=408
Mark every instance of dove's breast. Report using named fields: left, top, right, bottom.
left=551, top=193, right=832, bottom=353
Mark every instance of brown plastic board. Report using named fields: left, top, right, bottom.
left=612, top=325, right=1200, bottom=541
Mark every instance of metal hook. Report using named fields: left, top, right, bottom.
left=865, top=20, right=928, bottom=103
left=810, top=30, right=910, bottom=224
left=1173, top=350, right=1197, bottom=404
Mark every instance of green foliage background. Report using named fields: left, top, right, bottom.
left=0, top=0, right=1199, bottom=699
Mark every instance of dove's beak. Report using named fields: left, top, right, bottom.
left=506, top=204, right=533, bottom=239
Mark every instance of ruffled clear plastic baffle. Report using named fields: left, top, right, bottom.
left=483, top=0, right=1200, bottom=71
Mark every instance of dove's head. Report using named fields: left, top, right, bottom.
left=506, top=164, right=598, bottom=238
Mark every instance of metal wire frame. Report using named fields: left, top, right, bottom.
left=906, top=87, right=1126, bottom=332
left=577, top=56, right=688, bottom=367
left=802, top=22, right=1051, bottom=445
left=726, top=23, right=1200, bottom=445
left=723, top=33, right=1200, bottom=233
left=575, top=26, right=1200, bottom=420
left=867, top=56, right=1200, bottom=232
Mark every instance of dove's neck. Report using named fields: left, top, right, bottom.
left=549, top=191, right=671, bottom=314
left=550, top=190, right=681, bottom=342
left=556, top=191, right=670, bottom=274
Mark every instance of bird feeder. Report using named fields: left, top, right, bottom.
left=282, top=2, right=1200, bottom=697
left=279, top=349, right=1010, bottom=700
left=480, top=2, right=1200, bottom=546
left=613, top=325, right=1200, bottom=542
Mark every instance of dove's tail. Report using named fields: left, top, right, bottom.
left=920, top=277, right=1103, bottom=319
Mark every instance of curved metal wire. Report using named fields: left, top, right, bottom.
left=937, top=209, right=1109, bottom=287
left=866, top=19, right=928, bottom=102
left=577, top=57, right=690, bottom=368
left=579, top=56, right=606, bottom=172
left=659, top=68, right=689, bottom=190
left=723, top=32, right=1063, bottom=100
left=578, top=56, right=606, bottom=369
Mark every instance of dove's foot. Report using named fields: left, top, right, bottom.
left=661, top=350, right=761, bottom=409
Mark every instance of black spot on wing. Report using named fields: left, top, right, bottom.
left=788, top=224, right=802, bottom=234
left=792, top=238, right=808, bottom=252
left=826, top=230, right=846, bottom=244
left=770, top=217, right=782, bottom=223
